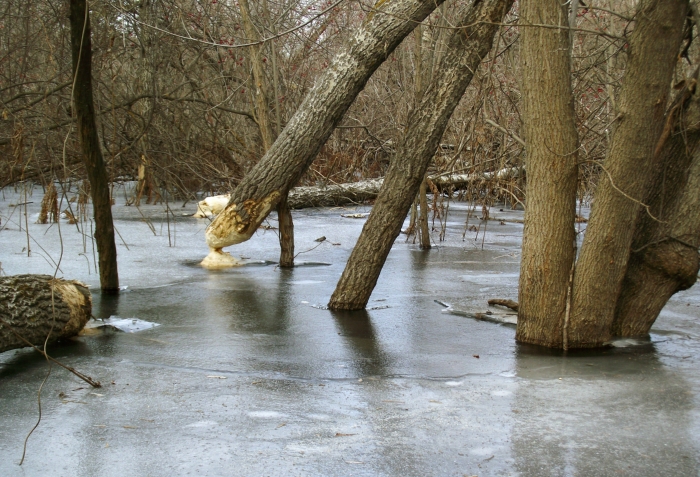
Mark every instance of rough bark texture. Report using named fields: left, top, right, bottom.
left=203, top=0, right=447, bottom=264
left=515, top=0, right=579, bottom=348
left=568, top=0, right=687, bottom=347
left=288, top=178, right=385, bottom=209
left=0, top=275, right=92, bottom=353
left=239, top=0, right=275, bottom=152
left=418, top=177, right=431, bottom=249
left=613, top=82, right=700, bottom=336
left=277, top=195, right=295, bottom=267
left=240, top=0, right=295, bottom=268
left=328, top=0, right=513, bottom=310
left=70, top=0, right=119, bottom=292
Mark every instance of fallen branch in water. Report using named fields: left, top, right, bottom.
left=487, top=298, right=519, bottom=312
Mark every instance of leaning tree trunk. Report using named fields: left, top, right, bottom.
left=612, top=80, right=700, bottom=336
left=201, top=0, right=447, bottom=268
left=568, top=0, right=687, bottom=347
left=328, top=0, right=513, bottom=310
left=69, top=0, right=119, bottom=292
left=514, top=0, right=579, bottom=348
left=0, top=275, right=92, bottom=353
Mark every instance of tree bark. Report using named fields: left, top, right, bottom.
left=418, top=177, right=431, bottom=249
left=515, top=0, right=579, bottom=348
left=613, top=80, right=700, bottom=336
left=195, top=169, right=522, bottom=218
left=239, top=0, right=296, bottom=267
left=202, top=0, right=447, bottom=267
left=0, top=275, right=92, bottom=353
left=568, top=0, right=687, bottom=347
left=277, top=194, right=295, bottom=267
left=328, top=0, right=513, bottom=310
left=70, top=0, right=119, bottom=292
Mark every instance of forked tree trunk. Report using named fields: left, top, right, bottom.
left=515, top=0, right=579, bottom=348
left=568, top=0, right=687, bottom=347
left=69, top=0, right=119, bottom=292
left=612, top=82, right=700, bottom=336
left=202, top=0, right=447, bottom=267
left=328, top=0, right=513, bottom=310
left=0, top=275, right=92, bottom=353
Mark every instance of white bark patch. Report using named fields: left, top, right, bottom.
left=193, top=194, right=231, bottom=218
left=200, top=249, right=240, bottom=269
left=52, top=279, right=91, bottom=338
left=204, top=190, right=281, bottom=251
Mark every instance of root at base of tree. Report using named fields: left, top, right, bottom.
left=487, top=298, right=519, bottom=312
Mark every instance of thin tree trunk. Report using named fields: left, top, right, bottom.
left=0, top=275, right=92, bottom=353
left=239, top=0, right=294, bottom=267
left=568, top=0, right=687, bottom=347
left=418, top=177, right=431, bottom=249
left=202, top=0, right=447, bottom=266
left=69, top=0, right=119, bottom=293
left=515, top=0, right=579, bottom=348
left=239, top=0, right=275, bottom=152
left=328, top=0, right=513, bottom=310
left=613, top=81, right=700, bottom=336
left=277, top=194, right=295, bottom=267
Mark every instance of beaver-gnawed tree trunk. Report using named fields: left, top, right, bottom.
left=69, top=0, right=119, bottom=292
left=202, top=0, right=448, bottom=268
left=328, top=0, right=514, bottom=310
left=0, top=275, right=92, bottom=353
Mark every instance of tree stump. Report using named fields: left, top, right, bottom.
left=0, top=274, right=92, bottom=353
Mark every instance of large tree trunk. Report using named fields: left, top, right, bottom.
left=568, top=0, right=687, bottom=347
left=612, top=80, right=700, bottom=336
left=514, top=0, right=579, bottom=348
left=328, top=0, right=513, bottom=310
left=202, top=0, right=447, bottom=268
left=0, top=275, right=92, bottom=353
left=69, top=0, right=119, bottom=293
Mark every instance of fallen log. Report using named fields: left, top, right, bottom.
left=193, top=168, right=523, bottom=217
left=0, top=274, right=92, bottom=353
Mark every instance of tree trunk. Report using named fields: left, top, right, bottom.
left=0, top=275, right=92, bottom=353
left=418, top=177, right=431, bottom=249
left=277, top=194, right=295, bottom=267
left=515, top=0, right=579, bottom=348
left=69, top=0, right=119, bottom=293
left=568, top=0, right=687, bottom=347
left=612, top=80, right=700, bottom=336
left=239, top=0, right=295, bottom=268
left=195, top=170, right=522, bottom=218
left=202, top=0, right=447, bottom=267
left=328, top=0, right=513, bottom=310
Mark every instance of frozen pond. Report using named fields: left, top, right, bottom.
left=1, top=184, right=699, bottom=476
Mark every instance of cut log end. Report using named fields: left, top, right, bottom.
left=200, top=248, right=241, bottom=269
left=0, top=275, right=92, bottom=353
